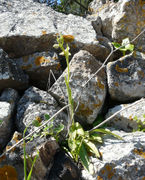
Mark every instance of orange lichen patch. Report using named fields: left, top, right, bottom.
left=56, top=63, right=61, bottom=70
left=108, top=171, right=115, bottom=179
left=6, top=146, right=16, bottom=152
left=35, top=116, right=42, bottom=123
left=93, top=100, right=102, bottom=108
left=105, top=165, right=112, bottom=171
left=139, top=0, right=145, bottom=7
left=0, top=154, right=6, bottom=163
left=138, top=71, right=144, bottom=78
left=0, top=165, right=18, bottom=180
left=115, top=64, right=128, bottom=73
left=76, top=103, right=93, bottom=116
left=142, top=177, right=145, bottom=180
left=42, top=30, right=47, bottom=35
left=21, top=64, right=32, bottom=70
left=71, top=44, right=77, bottom=49
left=114, top=82, right=119, bottom=87
left=101, top=169, right=105, bottom=174
left=97, top=79, right=105, bottom=89
left=63, top=35, right=74, bottom=43
left=133, top=148, right=145, bottom=159
left=35, top=56, right=50, bottom=66
left=97, top=176, right=103, bottom=180
left=22, top=56, right=29, bottom=63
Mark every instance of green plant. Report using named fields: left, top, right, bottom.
left=133, top=114, right=145, bottom=132
left=23, top=127, right=39, bottom=180
left=112, top=37, right=134, bottom=56
left=0, top=120, right=3, bottom=125
left=53, top=34, right=123, bottom=173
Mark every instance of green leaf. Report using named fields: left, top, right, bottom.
left=44, top=114, right=50, bottom=120
left=143, top=114, right=145, bottom=118
left=75, top=122, right=85, bottom=136
left=32, top=120, right=41, bottom=127
left=0, top=120, right=3, bottom=125
left=79, top=142, right=90, bottom=171
left=84, top=140, right=100, bottom=158
left=53, top=124, right=64, bottom=134
left=92, top=129, right=123, bottom=140
left=125, top=44, right=134, bottom=51
left=112, top=42, right=121, bottom=49
left=89, top=133, right=103, bottom=143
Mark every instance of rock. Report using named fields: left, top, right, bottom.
left=23, top=137, right=60, bottom=180
left=106, top=51, right=145, bottom=102
left=0, top=131, right=24, bottom=180
left=82, top=130, right=145, bottom=180
left=89, top=0, right=145, bottom=52
left=16, top=86, right=68, bottom=137
left=49, top=50, right=107, bottom=125
left=106, top=98, right=145, bottom=132
left=0, top=0, right=111, bottom=61
left=0, top=49, right=29, bottom=92
left=47, top=150, right=81, bottom=180
left=15, top=51, right=62, bottom=90
left=0, top=88, right=19, bottom=152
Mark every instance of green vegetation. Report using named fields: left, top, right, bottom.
left=53, top=34, right=122, bottom=173
left=23, top=127, right=39, bottom=180
left=112, top=38, right=134, bottom=56
left=133, top=114, right=145, bottom=132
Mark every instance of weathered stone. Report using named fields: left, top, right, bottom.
left=15, top=51, right=62, bottom=90
left=106, top=51, right=145, bottom=102
left=0, top=131, right=24, bottom=180
left=49, top=50, right=107, bottom=124
left=47, top=150, right=81, bottom=180
left=0, top=88, right=19, bottom=152
left=106, top=98, right=145, bottom=132
left=16, top=86, right=68, bottom=137
left=24, top=137, right=60, bottom=180
left=0, top=0, right=111, bottom=61
left=82, top=130, right=145, bottom=180
left=89, top=0, right=145, bottom=52
left=0, top=48, right=29, bottom=92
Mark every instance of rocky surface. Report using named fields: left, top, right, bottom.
left=106, top=51, right=145, bottom=102
left=0, top=48, right=29, bottom=92
left=16, top=51, right=62, bottom=90
left=0, top=88, right=19, bottom=152
left=0, top=0, right=111, bottom=61
left=89, top=0, right=145, bottom=52
left=82, top=130, right=145, bottom=180
left=50, top=50, right=107, bottom=124
left=0, top=0, right=144, bottom=179
left=106, top=98, right=145, bottom=132
left=16, top=86, right=68, bottom=137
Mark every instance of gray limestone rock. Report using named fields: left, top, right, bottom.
left=89, top=0, right=145, bottom=52
left=49, top=50, right=107, bottom=125
left=106, top=51, right=145, bottom=102
left=0, top=0, right=111, bottom=61
left=15, top=51, right=62, bottom=90
left=0, top=48, right=29, bottom=92
left=16, top=86, right=68, bottom=137
left=82, top=130, right=145, bottom=180
left=105, top=98, right=145, bottom=132
left=0, top=88, right=19, bottom=152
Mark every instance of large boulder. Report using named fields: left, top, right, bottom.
left=82, top=130, right=145, bottom=180
left=49, top=50, right=107, bottom=125
left=0, top=88, right=19, bottom=152
left=0, top=49, right=29, bottom=92
left=89, top=0, right=145, bottom=52
left=16, top=86, right=68, bottom=137
left=0, top=0, right=111, bottom=61
left=106, top=51, right=145, bottom=102
left=105, top=98, right=145, bottom=132
left=15, top=51, right=62, bottom=90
